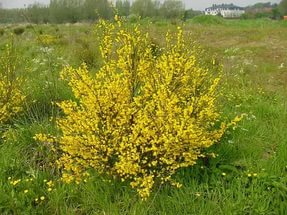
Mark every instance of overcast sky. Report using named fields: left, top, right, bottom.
left=0, top=0, right=281, bottom=10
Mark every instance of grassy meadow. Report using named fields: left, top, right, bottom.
left=0, top=17, right=287, bottom=214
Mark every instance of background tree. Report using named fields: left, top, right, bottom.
left=49, top=0, right=113, bottom=23
left=243, top=2, right=281, bottom=19
left=160, top=0, right=185, bottom=19
left=27, top=3, right=50, bottom=23
left=183, top=9, right=202, bottom=20
left=115, top=0, right=130, bottom=16
left=131, top=0, right=160, bottom=18
left=49, top=0, right=85, bottom=23
left=83, top=0, right=113, bottom=20
left=271, top=6, right=281, bottom=19
left=279, top=0, right=287, bottom=15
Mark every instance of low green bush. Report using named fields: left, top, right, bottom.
left=13, top=27, right=25, bottom=35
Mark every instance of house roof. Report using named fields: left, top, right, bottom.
left=205, top=4, right=244, bottom=11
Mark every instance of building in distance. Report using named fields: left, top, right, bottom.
left=205, top=4, right=245, bottom=18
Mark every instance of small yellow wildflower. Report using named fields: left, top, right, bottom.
left=247, top=173, right=252, bottom=177
left=209, top=153, right=217, bottom=158
left=195, top=192, right=201, bottom=197
left=46, top=180, right=53, bottom=187
left=10, top=179, right=21, bottom=186
left=40, top=196, right=45, bottom=201
left=24, top=189, right=29, bottom=194
left=114, top=15, right=119, bottom=22
left=222, top=172, right=226, bottom=176
left=35, top=198, right=39, bottom=202
left=47, top=188, right=52, bottom=192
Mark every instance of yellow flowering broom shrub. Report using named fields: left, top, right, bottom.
left=37, top=19, right=236, bottom=199
left=37, top=34, right=58, bottom=46
left=0, top=44, right=25, bottom=125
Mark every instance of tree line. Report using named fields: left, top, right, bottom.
left=0, top=0, right=201, bottom=24
left=0, top=0, right=286, bottom=24
left=242, top=2, right=285, bottom=20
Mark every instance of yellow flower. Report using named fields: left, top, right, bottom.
left=46, top=180, right=53, bottom=187
left=10, top=179, right=21, bottom=186
left=24, top=190, right=29, bottom=194
left=0, top=43, right=25, bottom=124
left=40, top=196, right=45, bottom=201
left=222, top=172, right=226, bottom=176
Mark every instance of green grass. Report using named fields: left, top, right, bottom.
left=1, top=19, right=287, bottom=214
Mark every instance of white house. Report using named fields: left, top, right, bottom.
left=205, top=4, right=245, bottom=18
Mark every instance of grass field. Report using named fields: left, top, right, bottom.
left=0, top=17, right=287, bottom=214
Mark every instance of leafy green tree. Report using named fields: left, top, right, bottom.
left=49, top=0, right=84, bottom=23
left=27, top=3, right=50, bottom=23
left=115, top=0, right=130, bottom=16
left=272, top=7, right=281, bottom=19
left=183, top=9, right=202, bottom=20
left=49, top=0, right=113, bottom=23
left=279, top=0, right=287, bottom=15
left=83, top=0, right=113, bottom=20
left=160, top=0, right=184, bottom=19
left=131, top=0, right=160, bottom=18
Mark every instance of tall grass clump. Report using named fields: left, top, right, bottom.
left=191, top=15, right=226, bottom=25
left=13, top=27, right=25, bottom=35
left=0, top=28, right=4, bottom=36
left=36, top=17, right=240, bottom=199
left=0, top=43, right=25, bottom=126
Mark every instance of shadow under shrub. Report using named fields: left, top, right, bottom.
left=13, top=27, right=25, bottom=35
left=36, top=18, right=239, bottom=199
left=0, top=28, right=4, bottom=36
